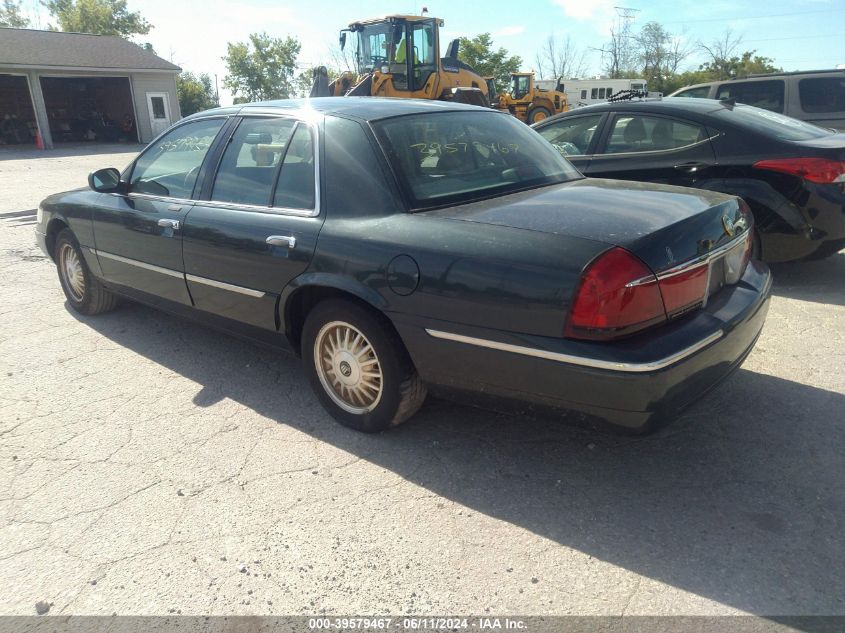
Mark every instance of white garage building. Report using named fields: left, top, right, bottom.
left=0, top=27, right=181, bottom=148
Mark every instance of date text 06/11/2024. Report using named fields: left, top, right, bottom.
left=307, top=618, right=528, bottom=630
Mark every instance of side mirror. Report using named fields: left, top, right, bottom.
left=88, top=167, right=122, bottom=193
left=339, top=31, right=347, bottom=51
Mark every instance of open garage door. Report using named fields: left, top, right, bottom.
left=0, top=74, right=37, bottom=146
left=40, top=76, right=138, bottom=144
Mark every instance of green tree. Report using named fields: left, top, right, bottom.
left=43, top=0, right=150, bottom=36
left=222, top=32, right=301, bottom=102
left=701, top=50, right=781, bottom=80
left=177, top=72, right=217, bottom=116
left=636, top=21, right=691, bottom=94
left=0, top=0, right=29, bottom=27
left=457, top=33, right=522, bottom=89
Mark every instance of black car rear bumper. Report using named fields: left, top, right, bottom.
left=393, top=261, right=772, bottom=431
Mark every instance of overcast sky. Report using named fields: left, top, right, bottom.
left=18, top=0, right=845, bottom=105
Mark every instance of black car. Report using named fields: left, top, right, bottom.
left=532, top=97, right=845, bottom=262
left=36, top=97, right=771, bottom=434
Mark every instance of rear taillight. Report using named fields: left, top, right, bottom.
left=658, top=264, right=709, bottom=318
left=753, top=157, right=845, bottom=184
left=565, top=247, right=666, bottom=341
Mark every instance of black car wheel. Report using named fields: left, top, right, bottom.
left=528, top=106, right=552, bottom=124
left=54, top=229, right=118, bottom=315
left=302, top=299, right=426, bottom=432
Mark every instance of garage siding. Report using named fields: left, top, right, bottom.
left=130, top=73, right=182, bottom=143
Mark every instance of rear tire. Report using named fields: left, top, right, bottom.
left=302, top=299, right=426, bottom=432
left=54, top=229, right=118, bottom=315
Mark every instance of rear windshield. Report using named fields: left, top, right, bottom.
left=712, top=104, right=834, bottom=141
left=372, top=111, right=581, bottom=208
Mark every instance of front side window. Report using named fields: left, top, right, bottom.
left=537, top=114, right=603, bottom=156
left=212, top=117, right=315, bottom=210
left=605, top=115, right=707, bottom=154
left=129, top=117, right=224, bottom=198
left=799, top=77, right=845, bottom=114
left=373, top=111, right=581, bottom=208
left=716, top=80, right=785, bottom=113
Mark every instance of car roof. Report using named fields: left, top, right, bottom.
left=535, top=97, right=736, bottom=125
left=183, top=97, right=491, bottom=123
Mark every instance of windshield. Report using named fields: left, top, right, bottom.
left=373, top=111, right=582, bottom=208
left=354, top=22, right=404, bottom=75
left=714, top=103, right=834, bottom=141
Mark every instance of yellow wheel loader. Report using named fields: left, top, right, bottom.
left=494, top=72, right=569, bottom=124
left=310, top=15, right=490, bottom=106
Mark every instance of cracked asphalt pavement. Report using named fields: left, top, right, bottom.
left=0, top=146, right=843, bottom=617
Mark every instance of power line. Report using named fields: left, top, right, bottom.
left=661, top=7, right=845, bottom=25
left=742, top=34, right=842, bottom=43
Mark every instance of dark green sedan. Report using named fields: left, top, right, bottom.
left=36, top=98, right=772, bottom=433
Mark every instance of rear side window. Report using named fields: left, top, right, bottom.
left=605, top=115, right=707, bottom=154
left=211, top=117, right=316, bottom=211
left=674, top=86, right=711, bottom=99
left=799, top=77, right=845, bottom=114
left=716, top=80, right=784, bottom=113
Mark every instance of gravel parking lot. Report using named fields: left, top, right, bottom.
left=0, top=146, right=843, bottom=618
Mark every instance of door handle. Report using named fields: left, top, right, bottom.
left=674, top=162, right=711, bottom=173
left=158, top=218, right=181, bottom=230
left=266, top=235, right=296, bottom=249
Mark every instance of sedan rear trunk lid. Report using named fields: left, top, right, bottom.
left=423, top=178, right=747, bottom=274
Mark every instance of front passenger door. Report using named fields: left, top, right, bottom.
left=91, top=117, right=227, bottom=305
left=533, top=113, right=605, bottom=173
left=585, top=113, right=716, bottom=188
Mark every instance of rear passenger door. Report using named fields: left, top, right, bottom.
left=585, top=112, right=716, bottom=188
left=182, top=115, right=324, bottom=331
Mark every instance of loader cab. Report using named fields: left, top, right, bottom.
left=346, top=16, right=439, bottom=92
left=511, top=73, right=532, bottom=101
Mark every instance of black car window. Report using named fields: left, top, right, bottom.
left=211, top=117, right=297, bottom=207
left=605, top=115, right=706, bottom=154
left=715, top=80, right=784, bottom=113
left=129, top=118, right=224, bottom=199
left=799, top=77, right=845, bottom=114
left=536, top=114, right=603, bottom=156
left=272, top=124, right=316, bottom=210
left=373, top=111, right=581, bottom=208
left=712, top=104, right=833, bottom=141
left=674, top=86, right=711, bottom=99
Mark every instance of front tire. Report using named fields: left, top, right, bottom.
left=54, top=229, right=118, bottom=315
left=302, top=299, right=426, bottom=432
left=528, top=106, right=552, bottom=124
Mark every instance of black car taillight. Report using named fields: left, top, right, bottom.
left=565, top=245, right=724, bottom=341
left=565, top=247, right=667, bottom=341
left=753, top=158, right=845, bottom=184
